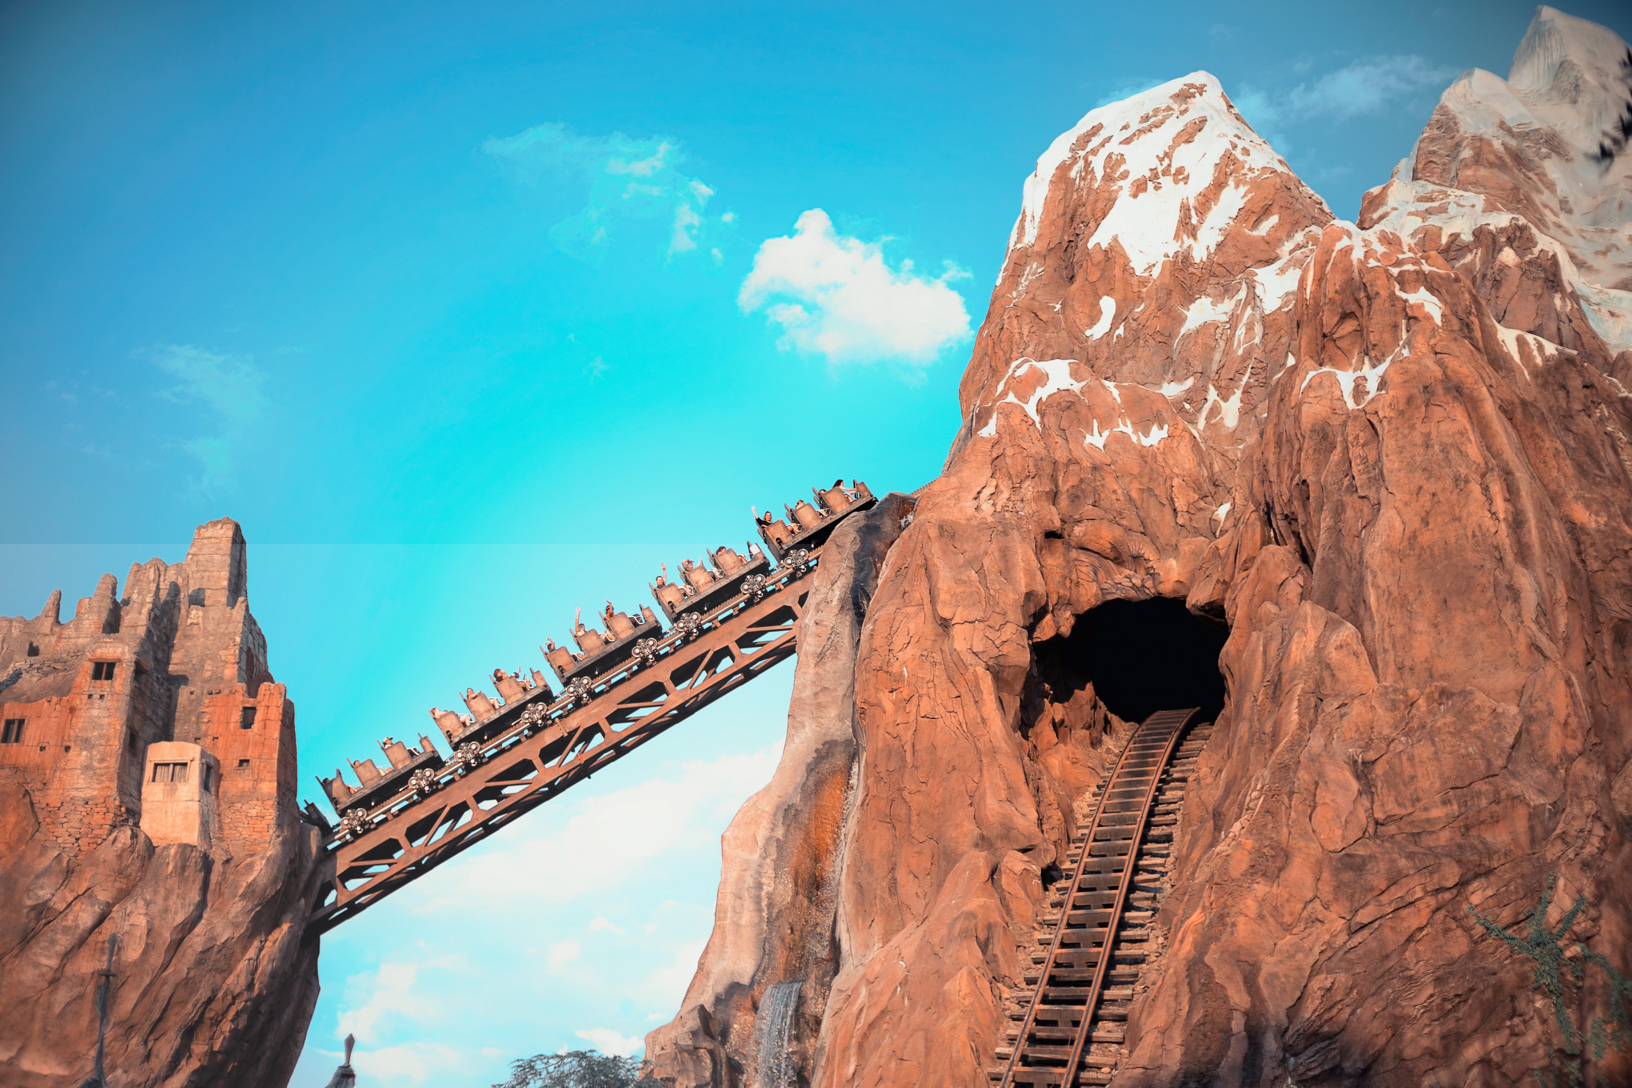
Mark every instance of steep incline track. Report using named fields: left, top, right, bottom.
left=994, top=708, right=1211, bottom=1087
left=308, top=481, right=876, bottom=934
left=310, top=582, right=808, bottom=933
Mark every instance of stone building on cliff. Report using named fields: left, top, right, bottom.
left=0, top=518, right=298, bottom=855
left=0, top=519, right=323, bottom=1088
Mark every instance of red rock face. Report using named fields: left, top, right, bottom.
left=0, top=784, right=324, bottom=1088
left=646, top=9, right=1632, bottom=1088
left=0, top=521, right=322, bottom=1088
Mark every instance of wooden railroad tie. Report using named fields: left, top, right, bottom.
left=992, top=708, right=1213, bottom=1088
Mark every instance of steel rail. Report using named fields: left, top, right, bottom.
left=998, top=707, right=1196, bottom=1088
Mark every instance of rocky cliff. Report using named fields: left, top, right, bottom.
left=0, top=520, right=323, bottom=1087
left=645, top=7, right=1632, bottom=1086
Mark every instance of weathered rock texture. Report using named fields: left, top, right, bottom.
left=643, top=494, right=919, bottom=1088
left=646, top=8, right=1632, bottom=1087
left=0, top=520, right=322, bottom=1087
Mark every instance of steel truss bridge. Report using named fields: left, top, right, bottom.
left=307, top=481, right=876, bottom=934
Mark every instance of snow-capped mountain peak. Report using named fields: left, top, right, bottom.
left=1009, top=71, right=1307, bottom=272
left=1360, top=7, right=1632, bottom=355
left=1509, top=4, right=1632, bottom=171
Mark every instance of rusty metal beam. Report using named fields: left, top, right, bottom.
left=307, top=561, right=816, bottom=934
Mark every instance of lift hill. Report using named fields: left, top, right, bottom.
left=306, top=480, right=875, bottom=934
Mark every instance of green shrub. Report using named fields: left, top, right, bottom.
left=1468, top=872, right=1632, bottom=1087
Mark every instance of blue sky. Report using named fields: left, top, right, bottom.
left=3, top=2, right=1628, bottom=1085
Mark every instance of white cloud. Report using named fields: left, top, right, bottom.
left=574, top=1028, right=645, bottom=1058
left=1283, top=55, right=1455, bottom=119
left=483, top=122, right=726, bottom=262
left=588, top=916, right=625, bottom=936
left=414, top=745, right=781, bottom=913
left=347, top=1042, right=468, bottom=1085
left=143, top=343, right=269, bottom=496
left=606, top=142, right=674, bottom=177
left=338, top=962, right=432, bottom=1046
left=150, top=344, right=267, bottom=421
left=546, top=940, right=581, bottom=971
left=738, top=209, right=972, bottom=365
left=671, top=203, right=703, bottom=254
left=1233, top=55, right=1456, bottom=148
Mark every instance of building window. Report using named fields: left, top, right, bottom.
left=151, top=762, right=189, bottom=783
left=91, top=661, right=118, bottom=681
left=237, top=759, right=251, bottom=769
left=1, top=719, right=23, bottom=744
left=240, top=706, right=256, bottom=730
left=126, top=728, right=138, bottom=753
left=202, top=764, right=214, bottom=792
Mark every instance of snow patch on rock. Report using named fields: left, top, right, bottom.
left=1248, top=254, right=1306, bottom=314
left=980, top=360, right=1178, bottom=450
left=1084, top=412, right=1169, bottom=450
left=1495, top=322, right=1569, bottom=379
left=977, top=358, right=1088, bottom=435
left=1084, top=296, right=1117, bottom=339
left=1299, top=348, right=1403, bottom=410
left=1199, top=381, right=1245, bottom=429
left=1398, top=286, right=1445, bottom=325
left=1179, top=291, right=1240, bottom=338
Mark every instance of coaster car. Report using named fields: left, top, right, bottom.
left=755, top=479, right=876, bottom=562
left=650, top=543, right=771, bottom=623
left=430, top=706, right=477, bottom=747
left=319, top=733, right=444, bottom=815
left=543, top=600, right=663, bottom=684
left=429, top=665, right=553, bottom=748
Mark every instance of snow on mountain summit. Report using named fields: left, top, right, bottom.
left=1509, top=4, right=1632, bottom=171
left=968, top=8, right=1629, bottom=487
left=1009, top=72, right=1314, bottom=275
left=964, top=72, right=1333, bottom=459
left=1361, top=7, right=1632, bottom=355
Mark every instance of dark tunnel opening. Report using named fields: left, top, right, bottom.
left=1035, top=597, right=1229, bottom=725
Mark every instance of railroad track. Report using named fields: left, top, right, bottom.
left=993, top=708, right=1212, bottom=1088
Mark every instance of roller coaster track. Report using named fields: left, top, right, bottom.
left=307, top=482, right=874, bottom=935
left=993, top=708, right=1211, bottom=1087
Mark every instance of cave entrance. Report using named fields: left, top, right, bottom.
left=1035, top=597, right=1228, bottom=725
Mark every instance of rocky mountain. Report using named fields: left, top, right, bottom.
left=1361, top=5, right=1632, bottom=376
left=644, top=7, right=1632, bottom=1086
